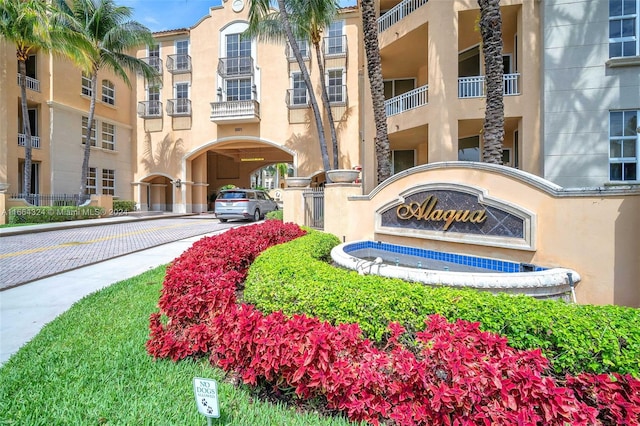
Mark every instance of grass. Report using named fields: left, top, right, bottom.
left=0, top=266, right=358, bottom=426
left=0, top=222, right=41, bottom=228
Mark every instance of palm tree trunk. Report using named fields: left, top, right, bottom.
left=79, top=72, right=98, bottom=202
left=18, top=57, right=33, bottom=195
left=276, top=0, right=331, bottom=174
left=313, top=43, right=339, bottom=170
left=478, top=0, right=504, bottom=164
left=361, top=0, right=391, bottom=184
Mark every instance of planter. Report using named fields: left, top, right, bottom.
left=326, top=169, right=360, bottom=183
left=0, top=183, right=9, bottom=193
left=285, top=177, right=311, bottom=188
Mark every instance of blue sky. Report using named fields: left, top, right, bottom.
left=121, top=0, right=222, bottom=32
left=121, top=0, right=356, bottom=33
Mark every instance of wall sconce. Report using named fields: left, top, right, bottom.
left=174, top=179, right=182, bottom=188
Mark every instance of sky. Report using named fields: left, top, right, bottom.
left=122, top=0, right=356, bottom=33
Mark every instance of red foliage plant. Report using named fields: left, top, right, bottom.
left=147, top=221, right=640, bottom=425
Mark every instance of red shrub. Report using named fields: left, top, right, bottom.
left=147, top=221, right=639, bottom=425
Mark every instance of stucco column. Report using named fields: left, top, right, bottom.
left=282, top=187, right=307, bottom=226
left=150, top=184, right=166, bottom=212
left=324, top=183, right=362, bottom=241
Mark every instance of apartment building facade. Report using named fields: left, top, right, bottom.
left=0, top=39, right=137, bottom=200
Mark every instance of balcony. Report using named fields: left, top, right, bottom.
left=458, top=73, right=520, bottom=98
left=210, top=100, right=260, bottom=123
left=286, top=88, right=310, bottom=108
left=378, top=0, right=429, bottom=33
left=137, top=101, right=163, bottom=118
left=17, top=74, right=40, bottom=92
left=217, top=56, right=254, bottom=78
left=166, top=54, right=192, bottom=74
left=385, top=84, right=428, bottom=117
left=141, top=56, right=163, bottom=74
left=285, top=43, right=310, bottom=62
left=18, top=133, right=41, bottom=149
left=323, top=35, right=347, bottom=57
left=166, top=98, right=191, bottom=116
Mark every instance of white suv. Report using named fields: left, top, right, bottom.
left=214, top=189, right=278, bottom=223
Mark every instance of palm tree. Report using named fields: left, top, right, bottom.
left=478, top=0, right=504, bottom=164
left=0, top=0, right=89, bottom=195
left=55, top=0, right=157, bottom=200
left=247, top=0, right=339, bottom=173
left=360, top=0, right=390, bottom=184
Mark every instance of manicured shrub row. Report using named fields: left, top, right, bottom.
left=243, top=230, right=640, bottom=377
left=8, top=206, right=105, bottom=224
left=112, top=200, right=136, bottom=212
left=265, top=209, right=283, bottom=221
left=147, top=222, right=640, bottom=425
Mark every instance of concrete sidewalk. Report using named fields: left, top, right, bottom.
left=0, top=227, right=222, bottom=366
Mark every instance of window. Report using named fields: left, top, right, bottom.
left=175, top=82, right=190, bottom=113
left=326, top=21, right=344, bottom=55
left=175, top=39, right=190, bottom=71
left=291, top=73, right=308, bottom=105
left=102, top=169, right=115, bottom=195
left=226, top=79, right=252, bottom=101
left=101, top=122, right=115, bottom=150
left=86, top=167, right=97, bottom=195
left=81, top=72, right=92, bottom=96
left=609, top=110, right=638, bottom=181
left=102, top=80, right=115, bottom=105
left=81, top=116, right=97, bottom=146
left=458, top=135, right=480, bottom=162
left=391, top=150, right=415, bottom=174
left=148, top=44, right=161, bottom=72
left=288, top=39, right=309, bottom=59
left=225, top=33, right=252, bottom=75
left=147, top=85, right=161, bottom=115
left=609, top=0, right=638, bottom=57
left=327, top=69, right=344, bottom=103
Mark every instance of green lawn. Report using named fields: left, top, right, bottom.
left=0, top=266, right=357, bottom=426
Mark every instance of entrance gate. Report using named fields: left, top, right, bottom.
left=303, top=187, right=324, bottom=230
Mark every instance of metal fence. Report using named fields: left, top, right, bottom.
left=9, top=193, right=89, bottom=206
left=303, top=187, right=324, bottom=230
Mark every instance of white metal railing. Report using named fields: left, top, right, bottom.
left=385, top=84, right=428, bottom=116
left=458, top=73, right=521, bottom=98
left=17, top=74, right=40, bottom=92
left=18, top=133, right=41, bottom=149
left=210, top=100, right=260, bottom=121
left=378, top=0, right=429, bottom=33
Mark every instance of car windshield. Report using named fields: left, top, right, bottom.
left=219, top=191, right=248, bottom=199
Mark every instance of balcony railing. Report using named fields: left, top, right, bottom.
left=141, top=56, right=163, bottom=73
left=17, top=73, right=40, bottom=92
left=217, top=56, right=254, bottom=77
left=285, top=43, right=310, bottom=62
left=458, top=73, right=521, bottom=98
left=166, top=54, right=192, bottom=73
left=137, top=101, right=163, bottom=118
left=385, top=84, right=428, bottom=117
left=166, top=98, right=192, bottom=116
left=286, top=88, right=310, bottom=108
left=378, top=0, right=429, bottom=33
left=18, top=133, right=41, bottom=149
left=210, top=100, right=260, bottom=123
left=322, top=35, right=348, bottom=57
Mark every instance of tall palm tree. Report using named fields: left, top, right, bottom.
left=0, top=0, right=89, bottom=195
left=478, top=0, right=504, bottom=164
left=360, top=0, right=390, bottom=184
left=55, top=0, right=157, bottom=200
left=247, top=0, right=340, bottom=173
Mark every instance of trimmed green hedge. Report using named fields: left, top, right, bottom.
left=265, top=210, right=283, bottom=221
left=112, top=200, right=136, bottom=212
left=244, top=230, right=640, bottom=376
left=8, top=206, right=105, bottom=224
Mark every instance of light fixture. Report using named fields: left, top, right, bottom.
left=174, top=179, right=182, bottom=188
left=240, top=157, right=265, bottom=162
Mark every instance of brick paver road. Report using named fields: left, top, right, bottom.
left=0, top=216, right=239, bottom=290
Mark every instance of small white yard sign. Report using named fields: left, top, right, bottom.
left=193, top=377, right=220, bottom=419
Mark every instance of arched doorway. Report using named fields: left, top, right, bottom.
left=135, top=174, right=175, bottom=212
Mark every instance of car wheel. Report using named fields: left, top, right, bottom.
left=252, top=209, right=261, bottom=222
left=220, top=218, right=228, bottom=223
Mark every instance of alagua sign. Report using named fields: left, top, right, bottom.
left=380, top=189, right=525, bottom=239
left=396, top=195, right=487, bottom=230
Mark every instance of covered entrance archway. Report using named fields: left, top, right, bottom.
left=186, top=138, right=296, bottom=213
left=134, top=174, right=176, bottom=212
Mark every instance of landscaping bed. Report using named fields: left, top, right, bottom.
left=147, top=221, right=640, bottom=425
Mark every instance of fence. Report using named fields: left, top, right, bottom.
left=303, top=187, right=324, bottom=230
left=10, top=193, right=88, bottom=206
